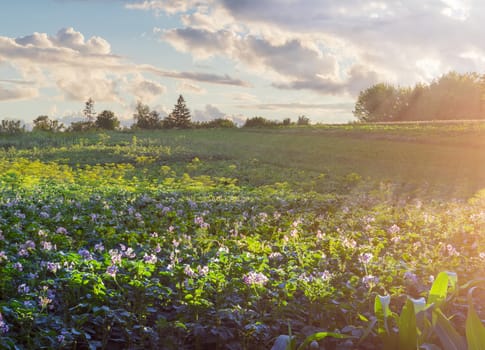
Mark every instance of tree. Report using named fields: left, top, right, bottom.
left=96, top=110, right=120, bottom=130
left=165, top=95, right=191, bottom=128
left=133, top=101, right=161, bottom=129
left=354, top=71, right=485, bottom=122
left=33, top=115, right=64, bottom=132
left=282, top=118, right=292, bottom=126
left=0, top=120, right=25, bottom=134
left=83, top=98, right=96, bottom=123
left=297, top=115, right=310, bottom=125
left=353, top=83, right=405, bottom=122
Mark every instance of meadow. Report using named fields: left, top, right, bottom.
left=0, top=123, right=484, bottom=349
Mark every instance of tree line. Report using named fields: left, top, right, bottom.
left=0, top=94, right=312, bottom=134
left=353, top=71, right=485, bottom=122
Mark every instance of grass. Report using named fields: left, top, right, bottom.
left=2, top=123, right=483, bottom=198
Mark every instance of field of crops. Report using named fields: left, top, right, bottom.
left=0, top=124, right=484, bottom=349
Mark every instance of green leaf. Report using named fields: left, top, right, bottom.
left=428, top=272, right=457, bottom=308
left=410, top=297, right=427, bottom=314
left=375, top=295, right=392, bottom=334
left=466, top=287, right=485, bottom=350
left=297, top=332, right=349, bottom=350
left=271, top=335, right=293, bottom=350
left=399, top=298, right=417, bottom=350
left=433, top=309, right=466, bottom=350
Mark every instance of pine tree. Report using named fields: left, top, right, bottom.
left=166, top=95, right=191, bottom=128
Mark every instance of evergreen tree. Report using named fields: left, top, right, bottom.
left=165, top=95, right=191, bottom=128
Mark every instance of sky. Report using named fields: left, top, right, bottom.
left=1, top=0, right=484, bottom=126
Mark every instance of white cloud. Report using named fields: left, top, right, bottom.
left=0, top=85, right=38, bottom=101
left=193, top=104, right=226, bottom=121
left=135, top=0, right=485, bottom=96
left=176, top=81, right=206, bottom=94
left=162, top=27, right=367, bottom=94
left=129, top=76, right=167, bottom=102
left=0, top=27, right=248, bottom=102
left=125, top=0, right=209, bottom=15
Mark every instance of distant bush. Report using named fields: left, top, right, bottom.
left=282, top=118, right=293, bottom=126
left=96, top=110, right=120, bottom=130
left=297, top=115, right=310, bottom=125
left=0, top=119, right=26, bottom=134
left=243, top=116, right=281, bottom=128
left=32, top=115, right=64, bottom=132
left=193, top=118, right=236, bottom=128
left=68, top=121, right=96, bottom=132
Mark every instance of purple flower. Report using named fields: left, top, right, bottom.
left=22, top=240, right=36, bottom=250
left=194, top=216, right=210, bottom=229
left=184, top=264, right=197, bottom=278
left=359, top=252, right=373, bottom=265
left=0, top=313, right=8, bottom=334
left=13, top=262, right=23, bottom=271
left=109, top=249, right=122, bottom=265
left=46, top=261, right=60, bottom=273
left=243, top=271, right=269, bottom=286
left=18, top=283, right=30, bottom=294
left=56, top=227, right=68, bottom=235
left=269, top=252, right=283, bottom=261
left=94, top=243, right=104, bottom=253
left=388, top=224, right=401, bottom=235
left=106, top=265, right=118, bottom=277
left=320, top=270, right=332, bottom=281
left=40, top=241, right=54, bottom=251
left=123, top=247, right=136, bottom=258
left=362, top=275, right=379, bottom=288
left=197, top=265, right=209, bottom=276
left=78, top=248, right=93, bottom=260
left=18, top=248, right=29, bottom=257
left=143, top=253, right=157, bottom=264
left=404, top=271, right=418, bottom=284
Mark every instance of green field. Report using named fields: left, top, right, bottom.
left=0, top=123, right=484, bottom=349
left=2, top=123, right=484, bottom=197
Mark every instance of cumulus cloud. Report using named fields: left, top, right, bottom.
left=193, top=104, right=226, bottom=121
left=129, top=76, right=167, bottom=102
left=163, top=26, right=371, bottom=94
left=0, top=27, right=249, bottom=102
left=132, top=0, right=485, bottom=96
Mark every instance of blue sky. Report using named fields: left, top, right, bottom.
left=1, top=0, right=483, bottom=126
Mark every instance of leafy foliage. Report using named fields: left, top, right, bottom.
left=133, top=101, right=161, bottom=129
left=0, top=127, right=482, bottom=349
left=32, top=116, right=64, bottom=132
left=354, top=71, right=485, bottom=122
left=96, top=110, right=120, bottom=130
left=0, top=119, right=26, bottom=134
